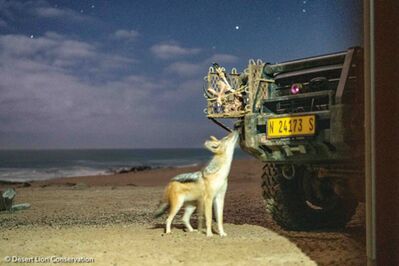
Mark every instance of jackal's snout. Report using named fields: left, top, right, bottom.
left=204, top=131, right=239, bottom=154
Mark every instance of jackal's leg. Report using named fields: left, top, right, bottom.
left=166, top=197, right=183, bottom=234
left=182, top=204, right=196, bottom=232
left=214, top=190, right=227, bottom=236
left=205, top=197, right=213, bottom=237
left=197, top=200, right=204, bottom=231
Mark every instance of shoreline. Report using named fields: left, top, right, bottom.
left=0, top=158, right=253, bottom=189
left=0, top=148, right=251, bottom=184
left=0, top=164, right=197, bottom=184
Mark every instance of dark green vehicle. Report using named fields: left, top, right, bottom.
left=204, top=47, right=364, bottom=230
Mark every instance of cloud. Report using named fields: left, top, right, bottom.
left=33, top=7, right=89, bottom=21
left=112, top=29, right=139, bottom=41
left=165, top=62, right=202, bottom=77
left=0, top=0, right=93, bottom=26
left=165, top=53, right=239, bottom=77
left=206, top=53, right=239, bottom=64
left=0, top=18, right=7, bottom=28
left=0, top=32, right=215, bottom=148
left=0, top=33, right=102, bottom=70
left=0, top=0, right=26, bottom=20
left=0, top=32, right=151, bottom=148
left=0, top=29, right=236, bottom=148
left=158, top=79, right=204, bottom=105
left=150, top=42, right=201, bottom=59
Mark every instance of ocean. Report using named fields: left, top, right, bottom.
left=0, top=149, right=250, bottom=182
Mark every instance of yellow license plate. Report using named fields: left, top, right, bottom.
left=267, top=115, right=316, bottom=138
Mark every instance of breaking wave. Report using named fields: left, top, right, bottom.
left=0, top=167, right=110, bottom=182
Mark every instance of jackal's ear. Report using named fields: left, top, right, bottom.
left=204, top=140, right=220, bottom=153
left=210, top=136, right=218, bottom=141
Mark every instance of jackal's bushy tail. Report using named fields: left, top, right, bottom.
left=154, top=202, right=169, bottom=218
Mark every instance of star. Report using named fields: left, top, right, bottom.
left=30, top=35, right=34, bottom=39
left=80, top=9, right=84, bottom=13
left=302, top=9, right=306, bottom=13
left=235, top=25, right=240, bottom=30
left=91, top=5, right=95, bottom=9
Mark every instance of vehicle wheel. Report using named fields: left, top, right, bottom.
left=261, top=163, right=357, bottom=230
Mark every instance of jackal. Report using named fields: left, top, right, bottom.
left=154, top=131, right=239, bottom=237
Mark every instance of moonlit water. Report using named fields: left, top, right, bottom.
left=0, top=149, right=249, bottom=182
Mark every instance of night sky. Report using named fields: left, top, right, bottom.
left=0, top=0, right=362, bottom=149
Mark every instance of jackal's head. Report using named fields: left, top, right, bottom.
left=204, top=131, right=239, bottom=155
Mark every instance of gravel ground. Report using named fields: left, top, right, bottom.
left=0, top=159, right=366, bottom=265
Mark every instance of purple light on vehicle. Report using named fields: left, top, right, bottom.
left=290, top=83, right=302, bottom=94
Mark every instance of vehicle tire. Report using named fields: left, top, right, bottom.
left=261, top=163, right=357, bottom=230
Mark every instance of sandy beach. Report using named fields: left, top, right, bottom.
left=0, top=159, right=366, bottom=265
